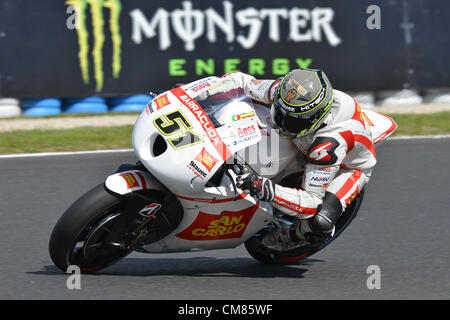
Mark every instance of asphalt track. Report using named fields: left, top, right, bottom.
left=0, top=137, right=449, bottom=300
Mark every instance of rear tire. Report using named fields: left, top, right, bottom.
left=245, top=189, right=365, bottom=264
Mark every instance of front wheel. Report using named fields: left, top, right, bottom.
left=49, top=184, right=142, bottom=273
left=245, top=189, right=365, bottom=264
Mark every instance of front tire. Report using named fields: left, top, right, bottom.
left=49, top=184, right=132, bottom=273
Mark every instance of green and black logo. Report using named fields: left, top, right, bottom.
left=66, top=0, right=122, bottom=91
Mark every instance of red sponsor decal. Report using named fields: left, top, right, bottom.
left=195, top=147, right=218, bottom=172
left=176, top=206, right=257, bottom=240
left=191, top=82, right=211, bottom=92
left=237, top=125, right=256, bottom=137
left=170, top=87, right=231, bottom=161
left=308, top=142, right=333, bottom=162
left=120, top=172, right=140, bottom=189
left=154, top=93, right=170, bottom=110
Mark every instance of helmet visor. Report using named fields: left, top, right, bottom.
left=270, top=103, right=314, bottom=138
left=270, top=98, right=333, bottom=139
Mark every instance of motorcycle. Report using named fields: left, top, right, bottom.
left=49, top=77, right=397, bottom=272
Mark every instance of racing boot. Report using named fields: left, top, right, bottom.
left=304, top=192, right=342, bottom=245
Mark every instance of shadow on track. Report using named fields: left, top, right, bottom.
left=30, top=256, right=323, bottom=279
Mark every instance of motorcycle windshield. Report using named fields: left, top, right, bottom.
left=194, top=88, right=253, bottom=129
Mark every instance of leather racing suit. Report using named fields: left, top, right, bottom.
left=201, top=72, right=375, bottom=233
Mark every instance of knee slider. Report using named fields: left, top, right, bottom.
left=313, top=192, right=343, bottom=232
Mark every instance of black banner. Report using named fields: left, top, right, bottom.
left=0, top=0, right=449, bottom=98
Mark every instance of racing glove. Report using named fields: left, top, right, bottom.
left=236, top=173, right=275, bottom=202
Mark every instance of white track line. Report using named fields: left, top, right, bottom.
left=0, top=135, right=449, bottom=159
left=390, top=134, right=450, bottom=140
left=0, top=148, right=133, bottom=159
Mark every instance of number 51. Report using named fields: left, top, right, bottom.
left=153, top=110, right=203, bottom=150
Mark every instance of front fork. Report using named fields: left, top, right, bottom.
left=103, top=162, right=176, bottom=249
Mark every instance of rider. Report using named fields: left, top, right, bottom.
left=202, top=69, right=376, bottom=244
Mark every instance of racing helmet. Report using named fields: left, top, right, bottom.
left=270, top=68, right=334, bottom=139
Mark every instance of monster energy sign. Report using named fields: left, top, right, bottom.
left=66, top=0, right=122, bottom=91
left=65, top=0, right=341, bottom=92
left=1, top=0, right=449, bottom=98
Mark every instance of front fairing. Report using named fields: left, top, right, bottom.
left=132, top=78, right=263, bottom=198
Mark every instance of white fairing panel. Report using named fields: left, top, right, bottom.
left=105, top=170, right=166, bottom=195
left=132, top=87, right=224, bottom=197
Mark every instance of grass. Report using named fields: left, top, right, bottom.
left=388, top=112, right=450, bottom=136
left=0, top=112, right=448, bottom=154
left=0, top=125, right=133, bottom=154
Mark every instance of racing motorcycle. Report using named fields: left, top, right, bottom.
left=49, top=77, right=397, bottom=272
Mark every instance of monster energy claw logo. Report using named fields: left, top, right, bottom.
left=66, top=0, right=122, bottom=91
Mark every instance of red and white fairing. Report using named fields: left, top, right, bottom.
left=105, top=76, right=396, bottom=253
left=124, top=77, right=295, bottom=252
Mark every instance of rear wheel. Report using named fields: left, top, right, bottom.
left=245, top=189, right=365, bottom=264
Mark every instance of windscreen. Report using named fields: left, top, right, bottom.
left=194, top=88, right=253, bottom=128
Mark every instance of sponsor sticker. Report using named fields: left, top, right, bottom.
left=154, top=93, right=170, bottom=110
left=138, top=203, right=161, bottom=217
left=231, top=111, right=255, bottom=121
left=195, top=147, right=218, bottom=172
left=145, top=101, right=154, bottom=115
left=308, top=142, right=334, bottom=162
left=191, top=82, right=211, bottom=92
left=120, top=172, right=140, bottom=189
left=187, top=161, right=208, bottom=180
left=229, top=124, right=259, bottom=146
left=310, top=176, right=330, bottom=182
left=176, top=206, right=257, bottom=240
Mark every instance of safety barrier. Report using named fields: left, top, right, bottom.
left=1, top=89, right=449, bottom=118
left=0, top=95, right=153, bottom=118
